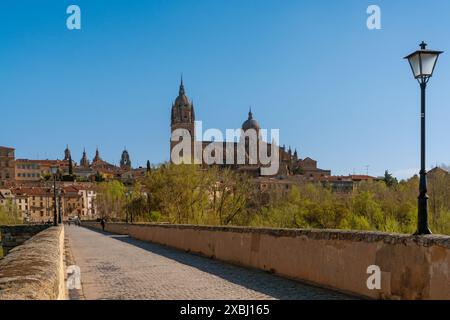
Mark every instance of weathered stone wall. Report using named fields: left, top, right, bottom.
left=83, top=221, right=450, bottom=300
left=0, top=226, right=66, bottom=300
left=0, top=224, right=51, bottom=256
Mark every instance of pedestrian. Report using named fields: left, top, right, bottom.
left=101, top=218, right=105, bottom=231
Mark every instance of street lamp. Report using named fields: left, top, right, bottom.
left=57, top=189, right=63, bottom=224
left=50, top=166, right=58, bottom=226
left=404, top=42, right=443, bottom=235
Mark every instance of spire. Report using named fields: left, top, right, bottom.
left=80, top=148, right=89, bottom=167
left=179, top=74, right=185, bottom=96
left=93, top=147, right=101, bottom=162
left=248, top=106, right=253, bottom=120
left=64, top=144, right=71, bottom=161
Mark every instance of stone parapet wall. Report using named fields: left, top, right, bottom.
left=83, top=221, right=450, bottom=300
left=0, top=226, right=65, bottom=300
left=0, top=224, right=51, bottom=256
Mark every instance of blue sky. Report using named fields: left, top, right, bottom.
left=1, top=0, right=449, bottom=179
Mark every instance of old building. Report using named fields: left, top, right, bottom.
left=5, top=184, right=97, bottom=222
left=169, top=79, right=330, bottom=178
left=318, top=175, right=380, bottom=193
left=14, top=159, right=69, bottom=182
left=0, top=146, right=15, bottom=186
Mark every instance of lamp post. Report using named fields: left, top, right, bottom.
left=404, top=42, right=443, bottom=235
left=57, top=189, right=63, bottom=224
left=50, top=166, right=58, bottom=226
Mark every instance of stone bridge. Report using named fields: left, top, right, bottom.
left=0, top=222, right=449, bottom=300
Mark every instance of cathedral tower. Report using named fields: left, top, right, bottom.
left=170, top=77, right=195, bottom=163
left=241, top=108, right=261, bottom=165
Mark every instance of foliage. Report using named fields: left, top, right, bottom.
left=94, top=181, right=127, bottom=221
left=0, top=200, right=22, bottom=225
left=383, top=170, right=398, bottom=188
left=95, top=163, right=450, bottom=235
left=142, top=164, right=252, bottom=225
left=253, top=174, right=449, bottom=235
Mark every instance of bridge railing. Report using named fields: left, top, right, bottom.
left=83, top=221, right=450, bottom=300
left=0, top=226, right=66, bottom=300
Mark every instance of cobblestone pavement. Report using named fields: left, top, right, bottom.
left=66, top=226, right=354, bottom=300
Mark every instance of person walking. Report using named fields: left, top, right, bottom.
left=100, top=218, right=106, bottom=231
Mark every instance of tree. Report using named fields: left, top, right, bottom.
left=146, top=160, right=151, bottom=173
left=95, top=171, right=105, bottom=182
left=68, top=155, right=73, bottom=175
left=0, top=200, right=22, bottom=225
left=383, top=170, right=398, bottom=188
left=143, top=164, right=252, bottom=225
left=95, top=181, right=126, bottom=221
left=207, top=167, right=252, bottom=225
left=124, top=182, right=149, bottom=223
left=144, top=163, right=209, bottom=224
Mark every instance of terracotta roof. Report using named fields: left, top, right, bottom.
left=0, top=146, right=15, bottom=150
left=11, top=187, right=52, bottom=196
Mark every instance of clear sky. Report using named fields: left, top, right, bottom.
left=1, top=0, right=449, bottom=179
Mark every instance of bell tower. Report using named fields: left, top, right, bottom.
left=170, top=77, right=195, bottom=163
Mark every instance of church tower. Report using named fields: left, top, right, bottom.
left=241, top=108, right=261, bottom=165
left=64, top=145, right=71, bottom=161
left=170, top=77, right=195, bottom=163
left=120, top=148, right=132, bottom=170
left=93, top=147, right=102, bottom=163
left=80, top=148, right=90, bottom=167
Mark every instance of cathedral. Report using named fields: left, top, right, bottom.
left=170, top=79, right=330, bottom=178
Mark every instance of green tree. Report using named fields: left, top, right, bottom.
left=0, top=200, right=22, bottom=225
left=95, top=181, right=127, bottom=221
left=383, top=170, right=398, bottom=188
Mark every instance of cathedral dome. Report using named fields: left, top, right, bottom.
left=242, top=109, right=260, bottom=131
left=174, top=77, right=191, bottom=107
left=174, top=94, right=191, bottom=107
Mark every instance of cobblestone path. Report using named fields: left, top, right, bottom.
left=66, top=226, right=353, bottom=300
